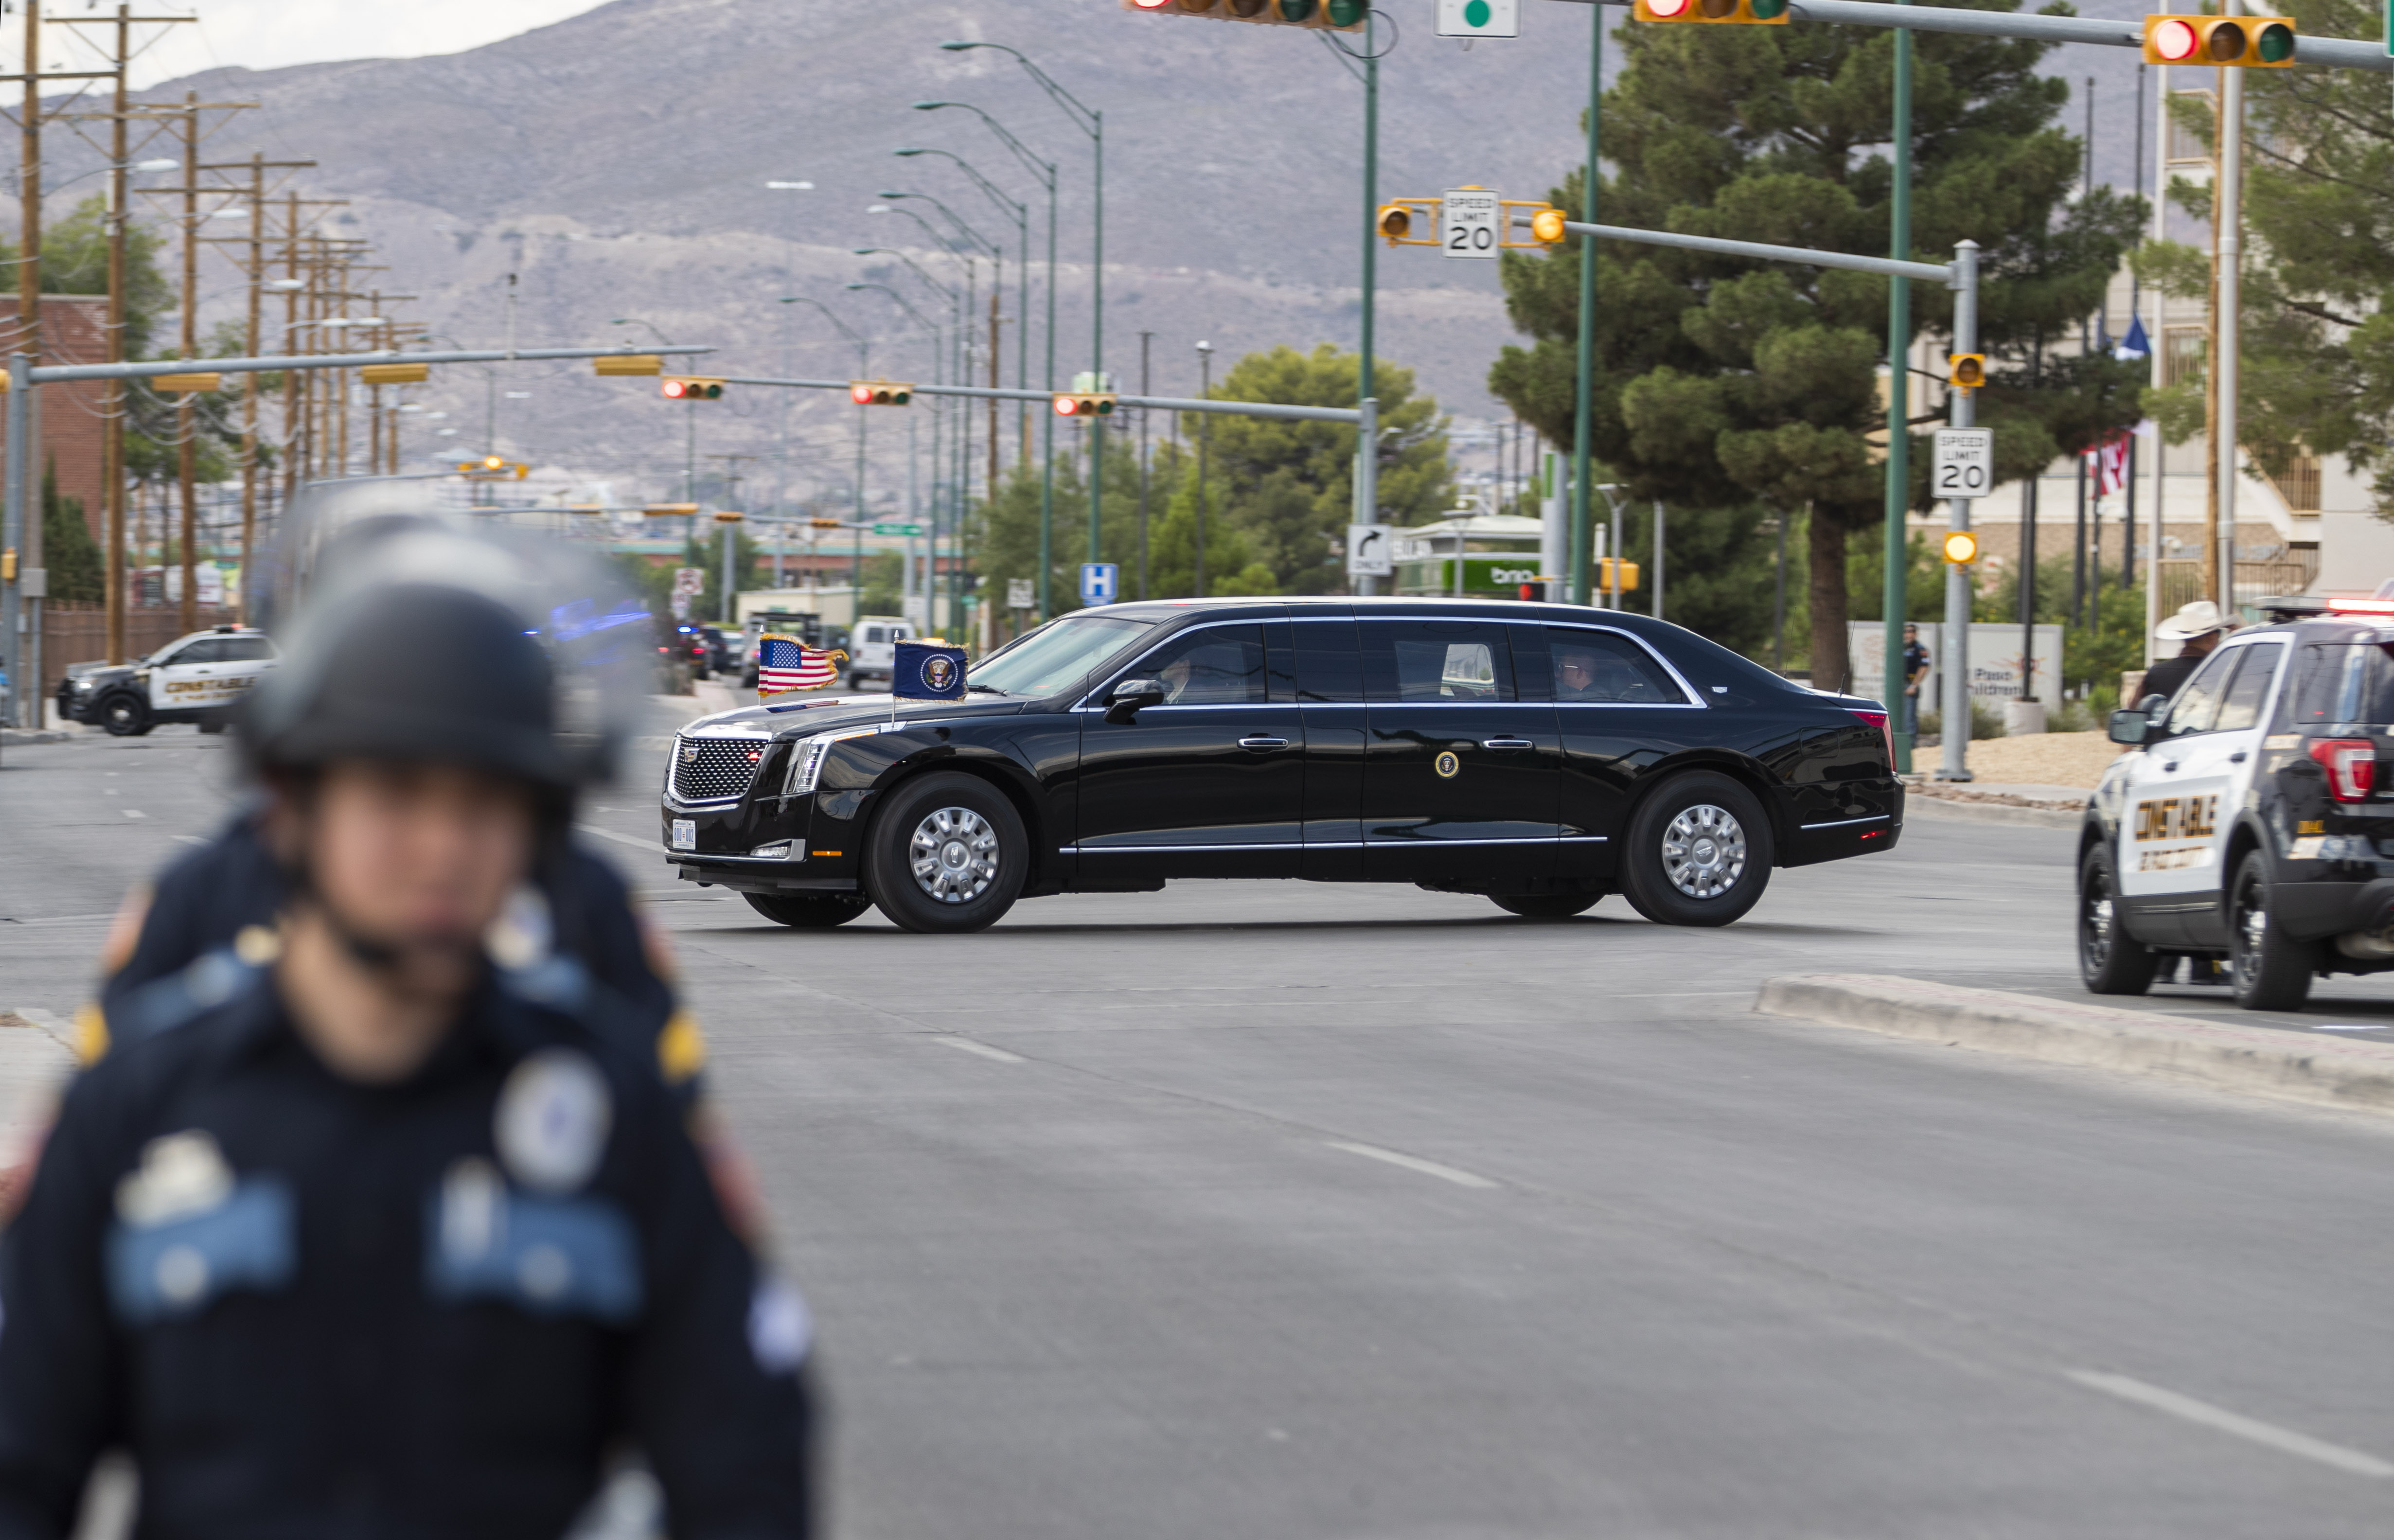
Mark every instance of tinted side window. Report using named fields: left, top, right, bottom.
left=1295, top=620, right=1361, bottom=702
left=2212, top=642, right=2284, bottom=733
left=1132, top=624, right=1268, bottom=705
left=2163, top=648, right=2239, bottom=736
left=171, top=639, right=225, bottom=665
left=220, top=637, right=275, bottom=662
left=1546, top=628, right=1685, bottom=704
left=1361, top=620, right=1514, bottom=703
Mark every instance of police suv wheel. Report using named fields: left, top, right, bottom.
left=100, top=693, right=151, bottom=737
left=1490, top=893, right=1602, bottom=920
left=865, top=771, right=1027, bottom=934
left=2077, top=846, right=2158, bottom=995
left=743, top=891, right=872, bottom=929
left=2228, top=851, right=2315, bottom=1012
left=1620, top=772, right=1773, bottom=927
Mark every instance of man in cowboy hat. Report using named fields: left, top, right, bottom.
left=2140, top=600, right=2234, bottom=704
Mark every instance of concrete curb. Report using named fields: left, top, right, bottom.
left=1756, top=973, right=2394, bottom=1115
left=1905, top=797, right=2083, bottom=831
left=0, top=729, right=70, bottom=747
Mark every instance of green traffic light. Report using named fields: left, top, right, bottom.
left=1322, top=0, right=1365, bottom=23
left=1277, top=0, right=1316, bottom=18
left=1750, top=0, right=1788, bottom=16
left=2256, top=20, right=2294, bottom=60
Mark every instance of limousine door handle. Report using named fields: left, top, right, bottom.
left=1238, top=735, right=1291, bottom=751
left=1482, top=737, right=1537, bottom=751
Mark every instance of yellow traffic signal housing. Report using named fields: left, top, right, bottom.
left=643, top=503, right=702, bottom=517
left=2144, top=13, right=2295, bottom=65
left=662, top=377, right=725, bottom=401
left=360, top=362, right=429, bottom=386
left=150, top=372, right=222, bottom=394
left=711, top=510, right=744, bottom=523
left=594, top=354, right=663, bottom=377
left=809, top=517, right=846, bottom=530
left=1635, top=0, right=1788, bottom=22
left=848, top=380, right=913, bottom=406
left=1053, top=391, right=1117, bottom=419
left=1949, top=354, right=1986, bottom=390
left=1597, top=557, right=1641, bottom=594
left=1378, top=201, right=1434, bottom=245
left=566, top=504, right=605, bottom=515
left=1943, top=531, right=1980, bottom=566
left=1122, top=0, right=1365, bottom=31
left=1528, top=207, right=1568, bottom=246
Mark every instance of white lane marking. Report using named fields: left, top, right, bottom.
left=575, top=823, right=664, bottom=854
left=2068, top=1371, right=2394, bottom=1479
left=2309, top=1024, right=2389, bottom=1032
left=171, top=834, right=206, bottom=847
left=120, top=809, right=145, bottom=819
left=1323, top=1140, right=1497, bottom=1190
left=930, top=1035, right=1024, bottom=1064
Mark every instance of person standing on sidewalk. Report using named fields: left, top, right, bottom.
left=1900, top=623, right=1932, bottom=737
left=2138, top=600, right=2233, bottom=704
left=0, top=574, right=814, bottom=1540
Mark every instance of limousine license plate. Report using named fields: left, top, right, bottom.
left=670, top=819, right=696, bottom=850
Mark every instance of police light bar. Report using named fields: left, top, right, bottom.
left=2326, top=597, right=2394, bottom=615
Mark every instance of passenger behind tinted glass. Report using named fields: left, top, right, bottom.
left=1552, top=635, right=1675, bottom=704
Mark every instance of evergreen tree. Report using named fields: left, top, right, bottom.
left=2131, top=0, right=2394, bottom=505
left=40, top=459, right=101, bottom=605
left=1490, top=3, right=2142, bottom=684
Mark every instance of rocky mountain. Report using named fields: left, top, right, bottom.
left=111, top=0, right=2163, bottom=503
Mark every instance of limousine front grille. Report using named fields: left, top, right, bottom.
left=672, top=735, right=766, bottom=802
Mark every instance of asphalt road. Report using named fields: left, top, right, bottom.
left=6, top=710, right=2393, bottom=1538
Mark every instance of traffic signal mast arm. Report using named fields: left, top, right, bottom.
left=1578, top=0, right=2390, bottom=72
left=17, top=342, right=717, bottom=386
left=715, top=374, right=1367, bottom=426
left=1515, top=211, right=1954, bottom=285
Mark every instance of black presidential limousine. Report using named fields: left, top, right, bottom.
left=657, top=597, right=1903, bottom=933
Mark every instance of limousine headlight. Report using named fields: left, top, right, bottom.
left=784, top=727, right=885, bottom=798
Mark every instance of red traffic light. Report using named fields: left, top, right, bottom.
left=662, top=377, right=724, bottom=400
left=1053, top=391, right=1118, bottom=417
left=850, top=382, right=873, bottom=405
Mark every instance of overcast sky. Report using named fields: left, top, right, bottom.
left=113, top=1, right=614, bottom=89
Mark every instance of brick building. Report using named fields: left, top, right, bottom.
left=0, top=293, right=111, bottom=539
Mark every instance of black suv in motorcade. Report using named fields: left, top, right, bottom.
left=2083, top=596, right=2394, bottom=1010
left=658, top=598, right=1903, bottom=933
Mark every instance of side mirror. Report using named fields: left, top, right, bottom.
left=1105, top=677, right=1166, bottom=723
left=2135, top=693, right=2171, bottom=717
left=2108, top=709, right=2150, bottom=746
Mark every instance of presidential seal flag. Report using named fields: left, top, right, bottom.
left=755, top=634, right=845, bottom=698
left=891, top=638, right=969, bottom=701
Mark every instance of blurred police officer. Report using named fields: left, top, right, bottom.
left=0, top=579, right=814, bottom=1539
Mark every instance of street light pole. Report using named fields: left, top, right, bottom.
left=1570, top=4, right=1602, bottom=608
left=894, top=148, right=1031, bottom=469
left=938, top=42, right=1104, bottom=568
left=1884, top=9, right=1915, bottom=771
left=914, top=102, right=1058, bottom=619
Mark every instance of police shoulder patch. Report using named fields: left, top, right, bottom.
left=496, top=1049, right=613, bottom=1194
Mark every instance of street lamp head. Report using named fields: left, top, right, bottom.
left=132, top=158, right=179, bottom=173
left=893, top=147, right=926, bottom=158
left=912, top=101, right=952, bottom=111
left=1195, top=340, right=1212, bottom=354
left=866, top=205, right=891, bottom=215
left=938, top=39, right=980, bottom=50
left=764, top=180, right=815, bottom=190
left=265, top=278, right=304, bottom=291
left=843, top=283, right=872, bottom=292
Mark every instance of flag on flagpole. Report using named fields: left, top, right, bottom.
left=2096, top=433, right=2131, bottom=498
left=2113, top=315, right=2151, bottom=362
left=756, top=634, right=845, bottom=697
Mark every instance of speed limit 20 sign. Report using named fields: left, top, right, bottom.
left=1932, top=428, right=1994, bottom=500
left=1440, top=187, right=1500, bottom=259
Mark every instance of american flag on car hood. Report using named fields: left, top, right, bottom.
left=756, top=634, right=844, bottom=697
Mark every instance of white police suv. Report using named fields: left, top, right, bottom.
left=2083, top=595, right=2394, bottom=1010
left=59, top=624, right=279, bottom=737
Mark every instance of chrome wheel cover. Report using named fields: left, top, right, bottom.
left=2233, top=875, right=2268, bottom=987
left=909, top=806, right=999, bottom=904
left=1662, top=803, right=1746, bottom=900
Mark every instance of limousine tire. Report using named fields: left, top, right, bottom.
left=865, top=771, right=1029, bottom=934
left=744, top=891, right=873, bottom=929
left=1491, top=893, right=1601, bottom=920
left=1620, top=771, right=1773, bottom=927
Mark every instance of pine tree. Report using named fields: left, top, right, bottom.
left=1491, top=4, right=2142, bottom=683
left=40, top=459, right=101, bottom=605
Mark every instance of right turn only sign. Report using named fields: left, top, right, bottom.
left=1347, top=523, right=1394, bottom=577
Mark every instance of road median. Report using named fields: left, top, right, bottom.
left=1757, top=973, right=2394, bottom=1115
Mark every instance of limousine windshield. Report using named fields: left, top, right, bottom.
left=969, top=613, right=1155, bottom=697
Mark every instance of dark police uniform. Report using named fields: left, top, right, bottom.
left=0, top=966, right=813, bottom=1540
left=102, top=812, right=675, bottom=1037
left=2137, top=649, right=2205, bottom=707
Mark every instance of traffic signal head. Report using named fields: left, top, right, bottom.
left=1636, top=0, right=1788, bottom=23
left=1054, top=391, right=1118, bottom=419
left=1529, top=208, right=1568, bottom=245
left=1949, top=354, right=1986, bottom=390
left=809, top=517, right=845, bottom=530
left=662, top=377, right=725, bottom=400
left=1377, top=204, right=1413, bottom=241
left=2144, top=13, right=2295, bottom=65
left=1943, top=531, right=1979, bottom=566
left=848, top=379, right=913, bottom=406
